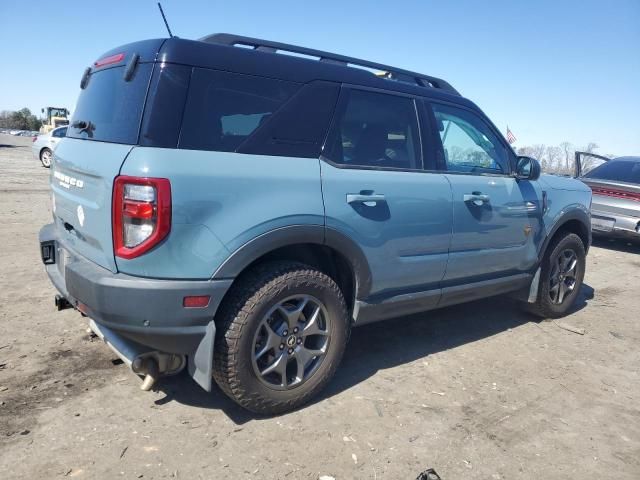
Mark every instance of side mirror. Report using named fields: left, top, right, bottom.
left=515, top=156, right=541, bottom=181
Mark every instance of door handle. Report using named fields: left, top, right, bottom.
left=463, top=192, right=490, bottom=206
left=346, top=193, right=386, bottom=205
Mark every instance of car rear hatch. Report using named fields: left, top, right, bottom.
left=51, top=40, right=164, bottom=272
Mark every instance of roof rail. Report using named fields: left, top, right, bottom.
left=199, top=33, right=460, bottom=96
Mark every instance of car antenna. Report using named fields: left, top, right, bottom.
left=157, top=2, right=174, bottom=38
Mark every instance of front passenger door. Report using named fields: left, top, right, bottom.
left=428, top=101, right=543, bottom=283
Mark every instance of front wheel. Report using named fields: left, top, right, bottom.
left=213, top=261, right=350, bottom=414
left=40, top=148, right=52, bottom=168
left=529, top=233, right=586, bottom=318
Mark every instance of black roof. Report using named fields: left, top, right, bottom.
left=613, top=156, right=640, bottom=162
left=92, top=34, right=476, bottom=109
left=201, top=33, right=459, bottom=94
left=153, top=34, right=475, bottom=108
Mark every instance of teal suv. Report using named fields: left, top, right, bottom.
left=39, top=34, right=592, bottom=414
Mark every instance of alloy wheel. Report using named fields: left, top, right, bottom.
left=41, top=150, right=52, bottom=167
left=549, top=248, right=578, bottom=304
left=251, top=295, right=331, bottom=390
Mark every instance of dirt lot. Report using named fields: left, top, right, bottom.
left=1, top=133, right=639, bottom=479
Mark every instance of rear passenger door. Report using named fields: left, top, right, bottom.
left=427, top=101, right=543, bottom=283
left=320, top=87, right=452, bottom=300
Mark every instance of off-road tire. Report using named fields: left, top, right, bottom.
left=212, top=261, right=350, bottom=414
left=528, top=233, right=586, bottom=318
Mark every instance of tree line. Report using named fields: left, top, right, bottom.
left=516, top=142, right=612, bottom=175
left=0, top=108, right=42, bottom=131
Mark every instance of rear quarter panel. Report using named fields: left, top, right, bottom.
left=117, top=148, right=324, bottom=279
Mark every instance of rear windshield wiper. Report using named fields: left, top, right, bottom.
left=71, top=120, right=95, bottom=136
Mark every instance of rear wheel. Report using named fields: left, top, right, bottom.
left=529, top=233, right=586, bottom=318
left=213, top=261, right=350, bottom=414
left=40, top=148, right=52, bottom=168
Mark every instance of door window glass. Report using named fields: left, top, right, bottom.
left=432, top=103, right=508, bottom=174
left=325, top=89, right=421, bottom=170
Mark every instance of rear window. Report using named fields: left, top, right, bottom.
left=179, top=69, right=299, bottom=152
left=585, top=160, right=640, bottom=184
left=67, top=64, right=153, bottom=144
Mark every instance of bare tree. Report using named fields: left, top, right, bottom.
left=517, top=141, right=606, bottom=176
left=577, top=142, right=600, bottom=174
left=545, top=146, right=562, bottom=171
left=560, top=142, right=573, bottom=172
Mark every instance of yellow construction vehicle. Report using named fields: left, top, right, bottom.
left=39, top=107, right=70, bottom=134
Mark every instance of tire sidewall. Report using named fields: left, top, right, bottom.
left=231, top=270, right=348, bottom=406
left=538, top=234, right=586, bottom=316
left=40, top=149, right=52, bottom=168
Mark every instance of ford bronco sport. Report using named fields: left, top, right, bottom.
left=39, top=34, right=592, bottom=414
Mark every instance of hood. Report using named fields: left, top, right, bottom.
left=539, top=173, right=591, bottom=192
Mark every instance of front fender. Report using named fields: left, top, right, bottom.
left=538, top=203, right=591, bottom=262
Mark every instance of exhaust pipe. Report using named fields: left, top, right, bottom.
left=135, top=357, right=160, bottom=391
left=88, top=319, right=186, bottom=391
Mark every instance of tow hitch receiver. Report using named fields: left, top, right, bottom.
left=41, top=240, right=55, bottom=264
left=55, top=295, right=73, bottom=311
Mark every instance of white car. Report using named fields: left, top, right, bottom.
left=32, top=126, right=67, bottom=168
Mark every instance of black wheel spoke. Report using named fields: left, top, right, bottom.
left=548, top=248, right=580, bottom=305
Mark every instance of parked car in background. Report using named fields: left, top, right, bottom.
left=32, top=126, right=67, bottom=167
left=39, top=34, right=592, bottom=414
left=578, top=153, right=640, bottom=241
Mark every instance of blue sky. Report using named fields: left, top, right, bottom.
left=1, top=0, right=638, bottom=155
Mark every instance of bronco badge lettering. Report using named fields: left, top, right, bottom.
left=54, top=170, right=84, bottom=189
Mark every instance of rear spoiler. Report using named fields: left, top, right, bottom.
left=80, top=39, right=166, bottom=89
left=574, top=151, right=611, bottom=177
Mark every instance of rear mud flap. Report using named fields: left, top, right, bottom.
left=188, top=320, right=216, bottom=391
left=527, top=267, right=542, bottom=303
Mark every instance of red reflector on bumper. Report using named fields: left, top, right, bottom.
left=183, top=295, right=210, bottom=308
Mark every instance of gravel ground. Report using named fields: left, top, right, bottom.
left=1, top=133, right=639, bottom=479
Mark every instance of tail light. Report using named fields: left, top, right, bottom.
left=590, top=186, right=640, bottom=203
left=32, top=136, right=37, bottom=142
left=113, top=176, right=171, bottom=259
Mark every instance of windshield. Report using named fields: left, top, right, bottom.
left=49, top=108, right=67, bottom=118
left=66, top=64, right=153, bottom=144
left=584, top=160, right=640, bottom=184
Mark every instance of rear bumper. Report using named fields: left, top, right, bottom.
left=39, top=223, right=233, bottom=391
left=591, top=209, right=640, bottom=240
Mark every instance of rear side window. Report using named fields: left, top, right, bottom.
left=67, top=64, right=153, bottom=144
left=237, top=81, right=340, bottom=158
left=139, top=64, right=191, bottom=148
left=324, top=89, right=421, bottom=170
left=179, top=69, right=299, bottom=152
left=585, top=160, right=640, bottom=184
